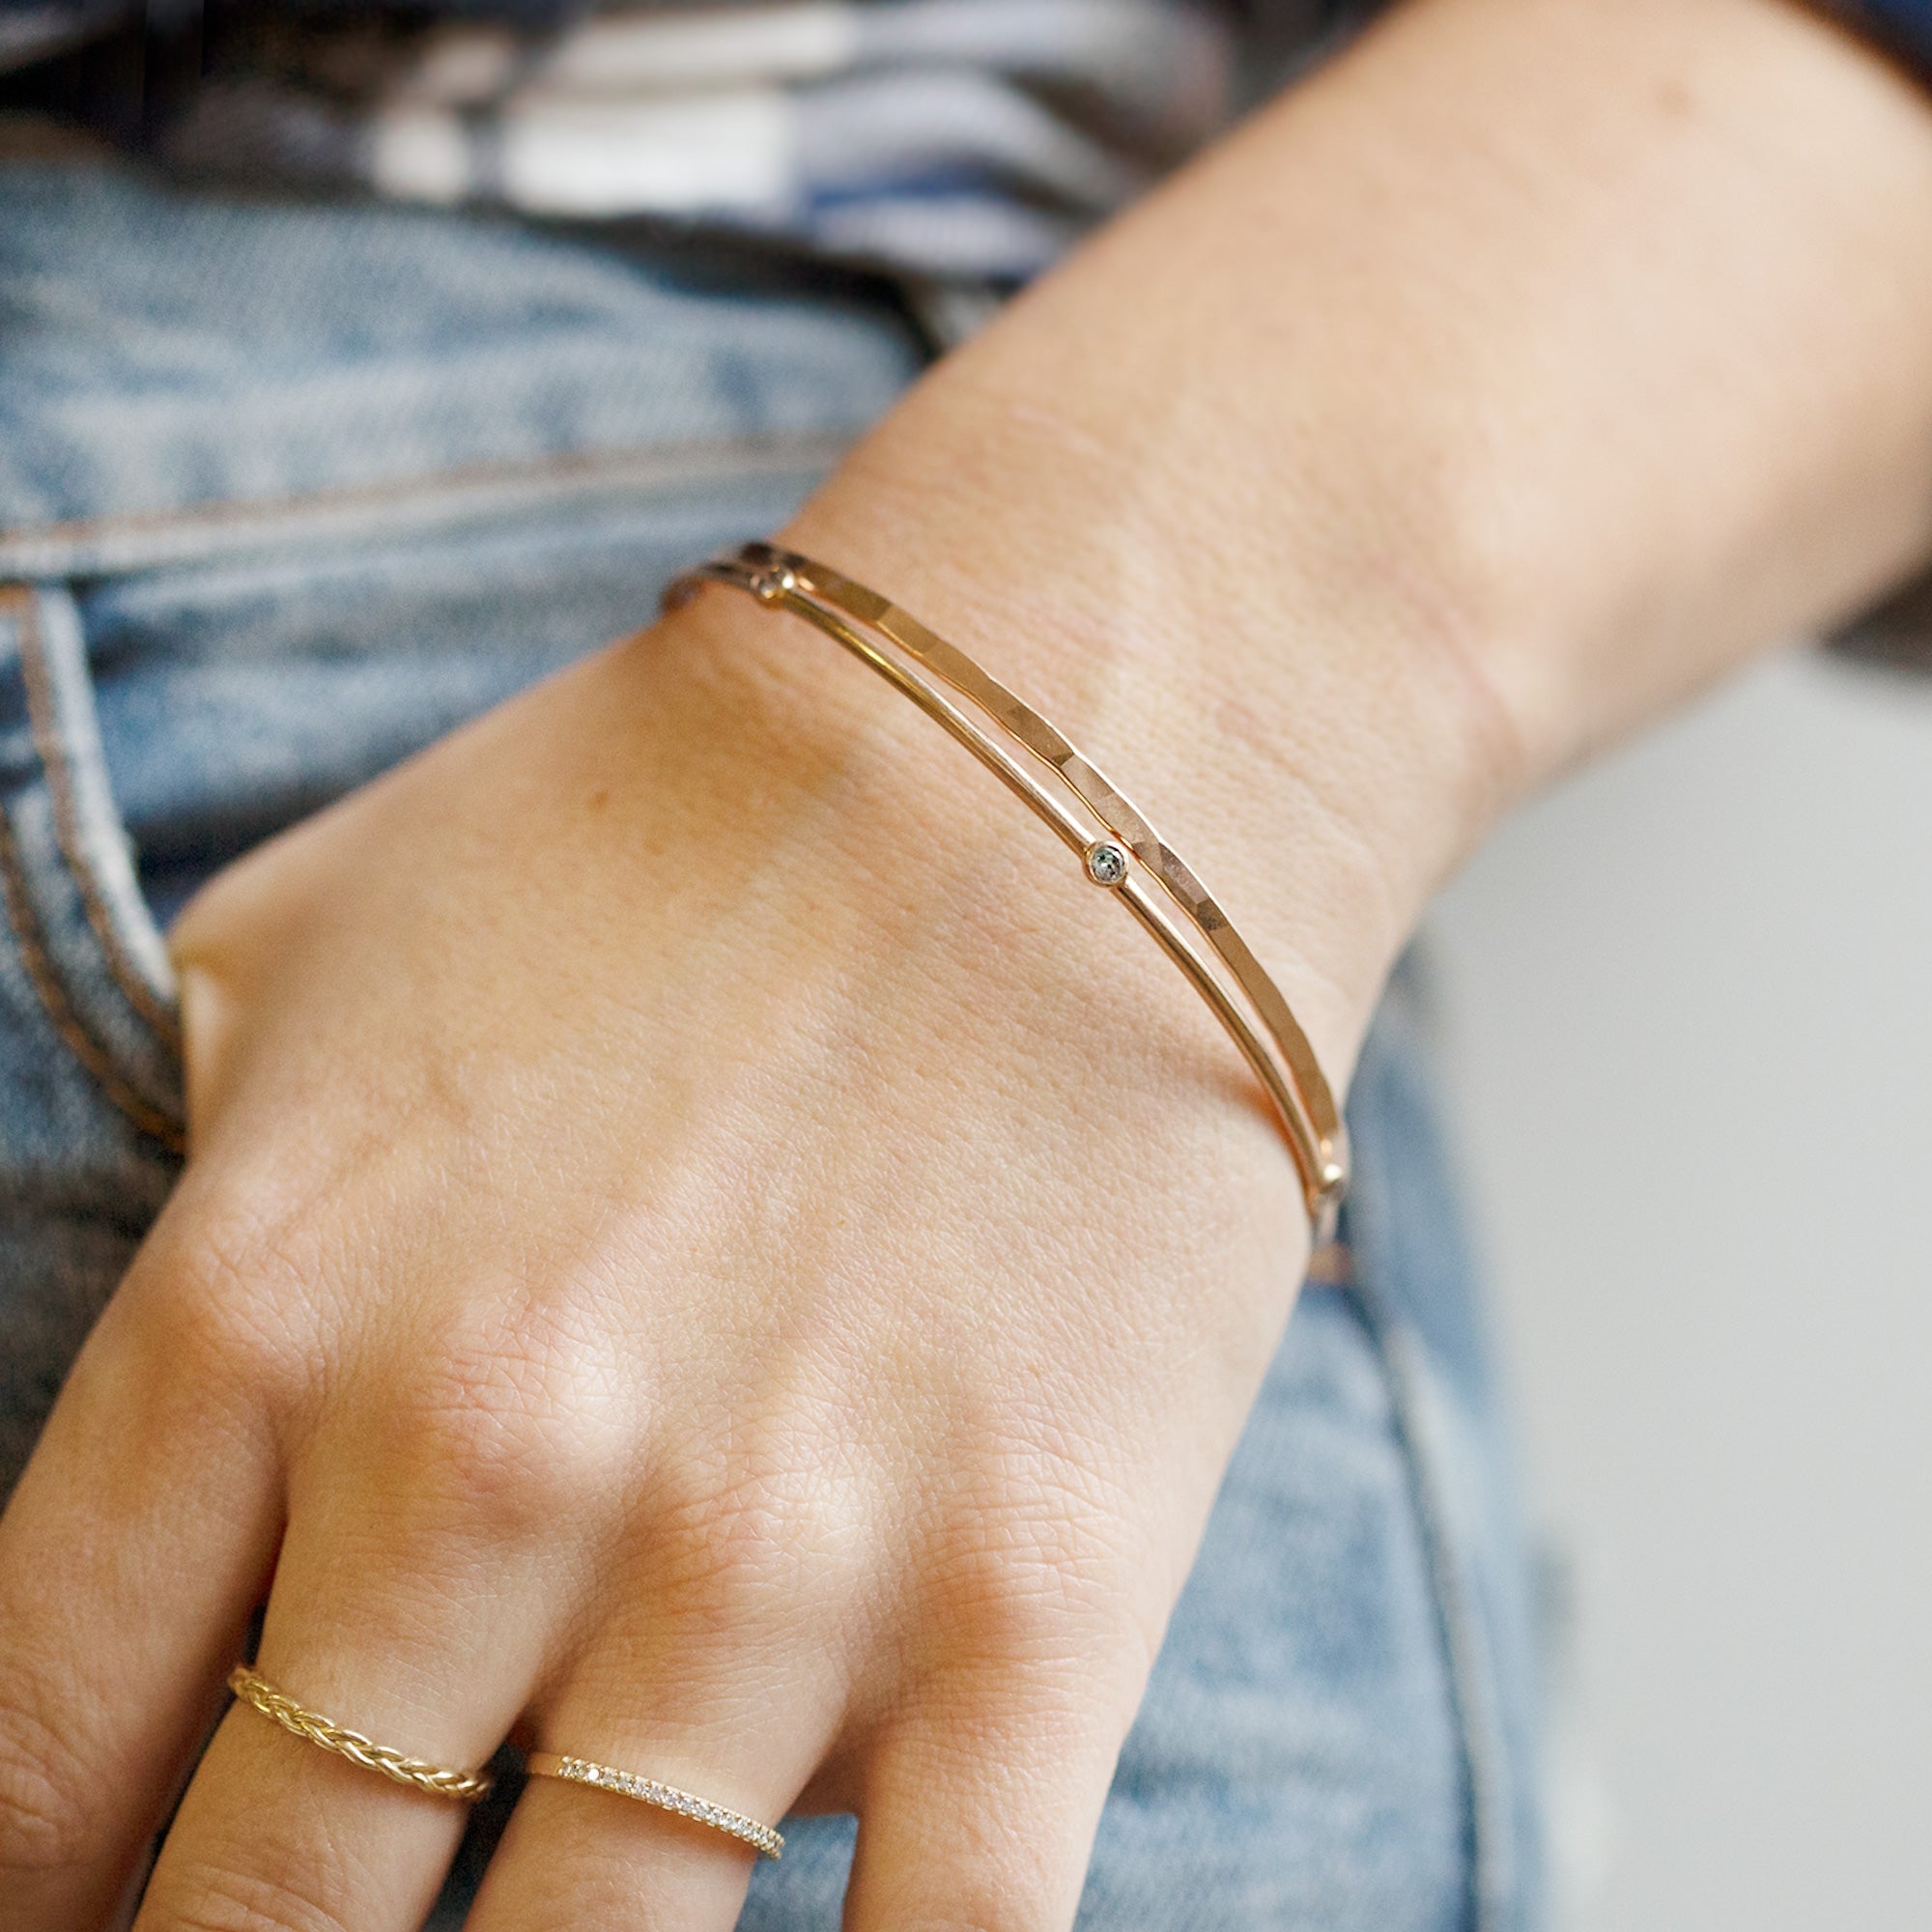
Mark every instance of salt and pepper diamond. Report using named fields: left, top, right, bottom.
left=1084, top=839, right=1130, bottom=888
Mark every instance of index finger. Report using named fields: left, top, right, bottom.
left=0, top=1241, right=281, bottom=1929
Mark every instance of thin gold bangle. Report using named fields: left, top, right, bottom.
left=664, top=542, right=1349, bottom=1231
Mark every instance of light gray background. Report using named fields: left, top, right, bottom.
left=1424, top=647, right=1932, bottom=1931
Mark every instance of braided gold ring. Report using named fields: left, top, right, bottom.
left=226, top=1664, right=493, bottom=1802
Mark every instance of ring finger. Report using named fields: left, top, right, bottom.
left=464, top=1548, right=860, bottom=1931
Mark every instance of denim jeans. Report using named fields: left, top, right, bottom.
left=0, top=157, right=1544, bottom=1931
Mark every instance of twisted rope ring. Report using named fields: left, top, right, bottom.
left=226, top=1664, right=493, bottom=1801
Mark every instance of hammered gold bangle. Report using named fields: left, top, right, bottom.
left=526, top=1752, right=784, bottom=1859
left=665, top=541, right=1350, bottom=1230
left=226, top=1665, right=494, bottom=1802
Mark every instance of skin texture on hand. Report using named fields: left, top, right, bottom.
left=6, top=2, right=1932, bottom=1929
left=0, top=611, right=1345, bottom=1932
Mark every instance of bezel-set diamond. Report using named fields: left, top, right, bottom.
left=1084, top=838, right=1130, bottom=888
left=664, top=540, right=1350, bottom=1229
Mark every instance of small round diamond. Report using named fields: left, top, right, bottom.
left=1084, top=840, right=1129, bottom=888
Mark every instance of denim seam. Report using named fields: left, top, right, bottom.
left=1348, top=1272, right=1516, bottom=1932
left=12, top=589, right=181, bottom=1046
left=0, top=800, right=185, bottom=1154
left=0, top=433, right=855, bottom=582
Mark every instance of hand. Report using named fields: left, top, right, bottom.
left=0, top=576, right=1374, bottom=1931
left=11, top=0, right=1926, bottom=1920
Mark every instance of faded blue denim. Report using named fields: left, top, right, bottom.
left=0, top=158, right=1543, bottom=1930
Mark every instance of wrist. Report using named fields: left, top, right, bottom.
left=770, top=377, right=1522, bottom=1087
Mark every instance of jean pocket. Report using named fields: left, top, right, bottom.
left=2, top=154, right=933, bottom=923
left=72, top=435, right=858, bottom=913
left=1, top=158, right=926, bottom=537
left=0, top=414, right=867, bottom=1149
left=0, top=581, right=184, bottom=1155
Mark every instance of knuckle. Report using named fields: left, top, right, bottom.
left=653, top=1446, right=861, bottom=1619
left=391, top=1399, right=568, bottom=1531
left=384, top=1318, right=629, bottom=1533
left=966, top=1563, right=1077, bottom=1659
left=144, top=1859, right=355, bottom=1932
left=876, top=1815, right=1069, bottom=1932
left=0, top=1697, right=103, bottom=1874
left=129, top=1194, right=321, bottom=1403
left=924, top=1503, right=1122, bottom=1660
left=899, top=1911, right=1039, bottom=1932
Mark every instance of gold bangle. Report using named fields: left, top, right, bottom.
left=525, top=1751, right=784, bottom=1858
left=665, top=541, right=1350, bottom=1231
left=225, top=1664, right=494, bottom=1802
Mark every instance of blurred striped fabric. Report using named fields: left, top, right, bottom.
left=1, top=2, right=1367, bottom=276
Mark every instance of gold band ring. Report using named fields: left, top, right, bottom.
left=226, top=1665, right=494, bottom=1802
left=526, top=1751, right=783, bottom=1859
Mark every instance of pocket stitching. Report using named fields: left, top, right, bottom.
left=0, top=433, right=854, bottom=582
left=0, top=798, right=185, bottom=1154
left=12, top=588, right=182, bottom=1046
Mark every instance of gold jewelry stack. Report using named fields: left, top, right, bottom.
left=665, top=541, right=1350, bottom=1231
left=220, top=546, right=1342, bottom=1881
left=226, top=1667, right=784, bottom=1859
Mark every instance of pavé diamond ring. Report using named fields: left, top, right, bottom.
left=525, top=1751, right=784, bottom=1859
